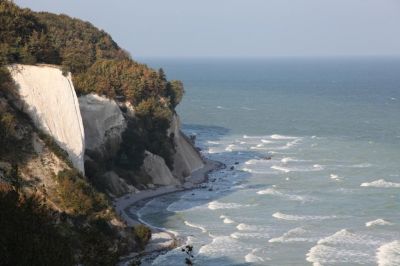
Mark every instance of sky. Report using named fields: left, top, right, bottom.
left=15, top=0, right=400, bottom=58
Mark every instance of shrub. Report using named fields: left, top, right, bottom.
left=166, top=80, right=185, bottom=108
left=55, top=169, right=108, bottom=216
left=0, top=110, right=18, bottom=156
left=79, top=225, right=119, bottom=266
left=0, top=182, right=74, bottom=265
left=133, top=224, right=152, bottom=250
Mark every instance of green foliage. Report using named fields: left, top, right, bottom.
left=73, top=59, right=167, bottom=103
left=116, top=119, right=146, bottom=170
left=0, top=170, right=121, bottom=266
left=133, top=224, right=152, bottom=250
left=0, top=66, right=15, bottom=96
left=37, top=130, right=72, bottom=167
left=0, top=108, right=18, bottom=157
left=55, top=169, right=108, bottom=216
left=166, top=80, right=185, bottom=108
left=0, top=182, right=74, bottom=266
left=0, top=1, right=60, bottom=65
left=79, top=225, right=120, bottom=266
left=35, top=12, right=127, bottom=74
left=135, top=98, right=175, bottom=168
left=1, top=2, right=185, bottom=168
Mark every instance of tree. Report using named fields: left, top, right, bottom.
left=166, top=80, right=185, bottom=108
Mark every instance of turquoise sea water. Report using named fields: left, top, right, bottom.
left=136, top=57, right=400, bottom=265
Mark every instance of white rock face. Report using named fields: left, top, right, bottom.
left=8, top=64, right=85, bottom=173
left=101, top=171, right=137, bottom=196
left=142, top=151, right=179, bottom=186
left=169, top=114, right=204, bottom=180
left=79, top=94, right=126, bottom=155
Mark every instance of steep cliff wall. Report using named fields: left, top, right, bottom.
left=7, top=64, right=85, bottom=173
left=169, top=114, right=204, bottom=181
left=79, top=94, right=126, bottom=157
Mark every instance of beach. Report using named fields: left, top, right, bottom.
left=115, top=158, right=223, bottom=265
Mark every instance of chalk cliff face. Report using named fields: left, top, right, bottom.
left=7, top=64, right=203, bottom=191
left=7, top=64, right=85, bottom=173
left=79, top=94, right=126, bottom=158
left=169, top=114, right=204, bottom=181
left=142, top=151, right=179, bottom=186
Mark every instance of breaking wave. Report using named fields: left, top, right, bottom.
left=272, top=212, right=337, bottom=221
left=361, top=179, right=400, bottom=188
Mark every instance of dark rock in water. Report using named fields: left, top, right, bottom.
left=192, top=193, right=195, bottom=196
left=230, top=166, right=234, bottom=170
left=208, top=187, right=213, bottom=191
left=264, top=156, right=272, bottom=160
left=234, top=162, right=239, bottom=165
left=211, top=178, right=216, bottom=182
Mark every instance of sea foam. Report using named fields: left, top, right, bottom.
left=281, top=157, right=296, bottom=163
left=208, top=201, right=251, bottom=210
left=269, top=227, right=311, bottom=243
left=270, top=134, right=298, bottom=140
left=198, top=236, right=241, bottom=257
left=330, top=174, right=343, bottom=180
left=377, top=241, right=400, bottom=266
left=236, top=223, right=259, bottom=231
left=271, top=165, right=291, bottom=173
left=220, top=215, right=235, bottom=224
left=184, top=221, right=207, bottom=233
left=272, top=212, right=336, bottom=221
left=257, top=188, right=312, bottom=202
left=366, top=219, right=393, bottom=227
left=307, top=229, right=380, bottom=265
left=361, top=179, right=400, bottom=188
left=245, top=249, right=265, bottom=263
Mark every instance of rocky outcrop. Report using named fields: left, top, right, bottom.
left=169, top=114, right=204, bottom=181
left=142, top=151, right=179, bottom=186
left=100, top=171, right=138, bottom=196
left=7, top=64, right=85, bottom=173
left=79, top=94, right=126, bottom=158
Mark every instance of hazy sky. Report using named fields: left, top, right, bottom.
left=15, top=0, right=400, bottom=58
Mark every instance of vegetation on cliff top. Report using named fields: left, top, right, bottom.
left=0, top=0, right=184, bottom=170
left=0, top=1, right=176, bottom=263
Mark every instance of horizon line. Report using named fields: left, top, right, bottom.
left=135, top=54, right=400, bottom=60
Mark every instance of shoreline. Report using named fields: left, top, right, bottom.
left=115, top=158, right=224, bottom=265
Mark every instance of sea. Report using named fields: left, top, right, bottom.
left=135, top=57, right=400, bottom=265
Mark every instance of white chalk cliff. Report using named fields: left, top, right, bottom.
left=142, top=151, right=179, bottom=186
left=169, top=114, right=204, bottom=180
left=7, top=64, right=85, bottom=173
left=6, top=64, right=204, bottom=190
left=79, top=93, right=126, bottom=156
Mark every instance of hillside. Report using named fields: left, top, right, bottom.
left=0, top=1, right=203, bottom=265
